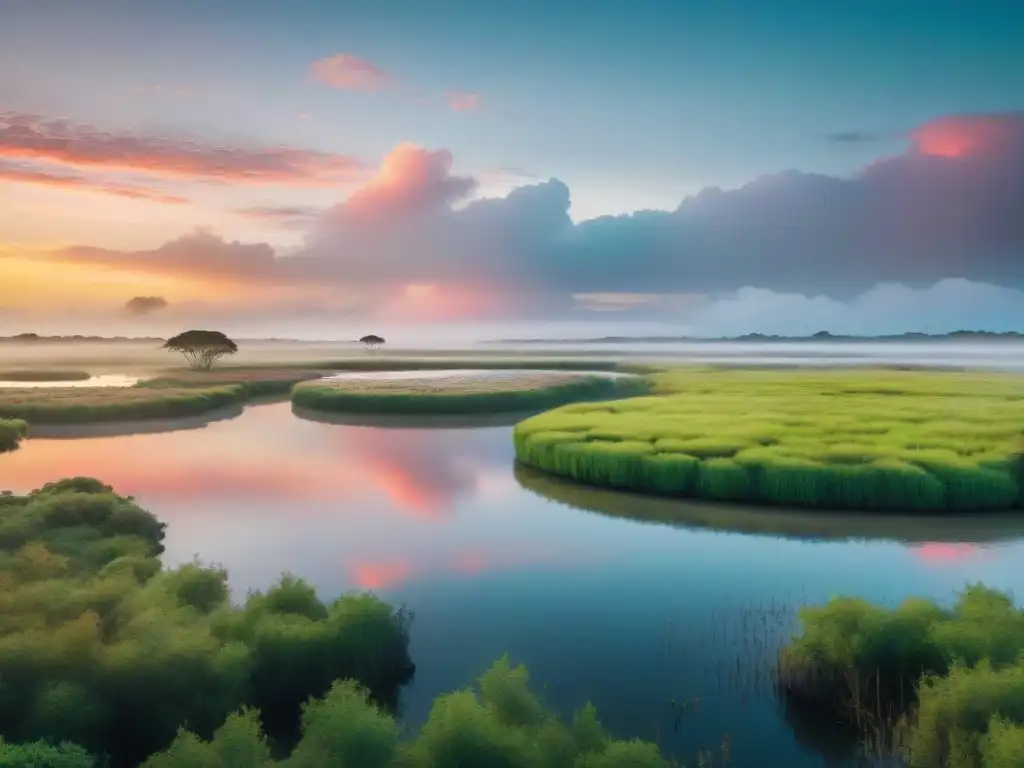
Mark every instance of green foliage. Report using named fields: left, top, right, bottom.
left=144, top=655, right=671, bottom=768
left=780, top=585, right=1024, bottom=768
left=0, top=479, right=414, bottom=766
left=515, top=368, right=1024, bottom=511
left=0, top=738, right=98, bottom=767
left=292, top=376, right=648, bottom=416
left=0, top=420, right=26, bottom=452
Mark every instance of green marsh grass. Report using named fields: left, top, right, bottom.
left=292, top=373, right=648, bottom=415
left=515, top=368, right=1024, bottom=512
left=0, top=369, right=326, bottom=425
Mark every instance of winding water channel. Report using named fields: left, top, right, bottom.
left=2, top=399, right=1023, bottom=766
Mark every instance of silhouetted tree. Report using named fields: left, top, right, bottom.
left=163, top=330, right=238, bottom=371
left=360, top=334, right=385, bottom=351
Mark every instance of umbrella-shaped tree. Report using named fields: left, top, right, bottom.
left=163, top=330, right=238, bottom=370
left=359, top=334, right=385, bottom=351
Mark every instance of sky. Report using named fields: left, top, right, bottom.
left=1, top=0, right=1023, bottom=338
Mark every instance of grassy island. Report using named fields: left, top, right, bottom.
left=779, top=586, right=1024, bottom=766
left=0, top=477, right=678, bottom=767
left=291, top=372, right=646, bottom=415
left=514, top=368, right=1024, bottom=512
left=0, top=369, right=93, bottom=382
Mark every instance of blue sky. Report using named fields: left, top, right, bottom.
left=1, top=0, right=1023, bottom=333
left=4, top=0, right=1022, bottom=222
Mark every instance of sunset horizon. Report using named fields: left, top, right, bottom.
left=2, top=0, right=1023, bottom=337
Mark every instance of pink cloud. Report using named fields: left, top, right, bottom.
left=309, top=54, right=392, bottom=93
left=0, top=110, right=365, bottom=186
left=333, top=142, right=477, bottom=218
left=0, top=161, right=189, bottom=205
left=445, top=90, right=482, bottom=112
left=911, top=113, right=1024, bottom=159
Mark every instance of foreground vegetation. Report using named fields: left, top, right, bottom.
left=0, top=477, right=685, bottom=767
left=779, top=585, right=1024, bottom=767
left=515, top=368, right=1024, bottom=512
left=0, top=478, right=414, bottom=766
left=292, top=373, right=647, bottom=415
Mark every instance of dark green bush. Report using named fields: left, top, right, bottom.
left=142, top=654, right=670, bottom=768
left=0, top=479, right=414, bottom=767
left=0, top=420, right=26, bottom=453
left=780, top=585, right=1024, bottom=767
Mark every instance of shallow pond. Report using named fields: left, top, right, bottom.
left=2, top=401, right=1023, bottom=766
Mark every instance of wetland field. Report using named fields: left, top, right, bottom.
left=1, top=339, right=1023, bottom=766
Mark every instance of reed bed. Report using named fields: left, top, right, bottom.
left=514, top=368, right=1024, bottom=512
left=0, top=419, right=26, bottom=451
left=778, top=585, right=1024, bottom=767
left=0, top=368, right=92, bottom=382
left=292, top=373, right=647, bottom=415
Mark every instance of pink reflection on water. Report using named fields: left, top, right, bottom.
left=909, top=542, right=984, bottom=566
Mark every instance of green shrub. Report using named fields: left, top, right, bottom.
left=0, top=420, right=26, bottom=453
left=779, top=586, right=1024, bottom=768
left=142, top=654, right=672, bottom=768
left=0, top=479, right=414, bottom=766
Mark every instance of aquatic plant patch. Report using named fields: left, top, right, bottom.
left=292, top=373, right=647, bottom=415
left=514, top=368, right=1024, bottom=511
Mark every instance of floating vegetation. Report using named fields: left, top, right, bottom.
left=515, top=368, right=1024, bottom=511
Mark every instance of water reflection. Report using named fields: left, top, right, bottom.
left=2, top=402, right=1024, bottom=767
left=514, top=464, right=1024, bottom=545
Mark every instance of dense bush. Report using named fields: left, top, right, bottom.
left=0, top=479, right=414, bottom=766
left=0, top=419, right=26, bottom=452
left=779, top=585, right=1024, bottom=767
left=515, top=369, right=1024, bottom=512
left=143, top=655, right=671, bottom=768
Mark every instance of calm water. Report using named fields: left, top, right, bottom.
left=3, top=401, right=1024, bottom=766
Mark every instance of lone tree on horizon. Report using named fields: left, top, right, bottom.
left=163, top=330, right=238, bottom=370
left=359, top=334, right=385, bottom=351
